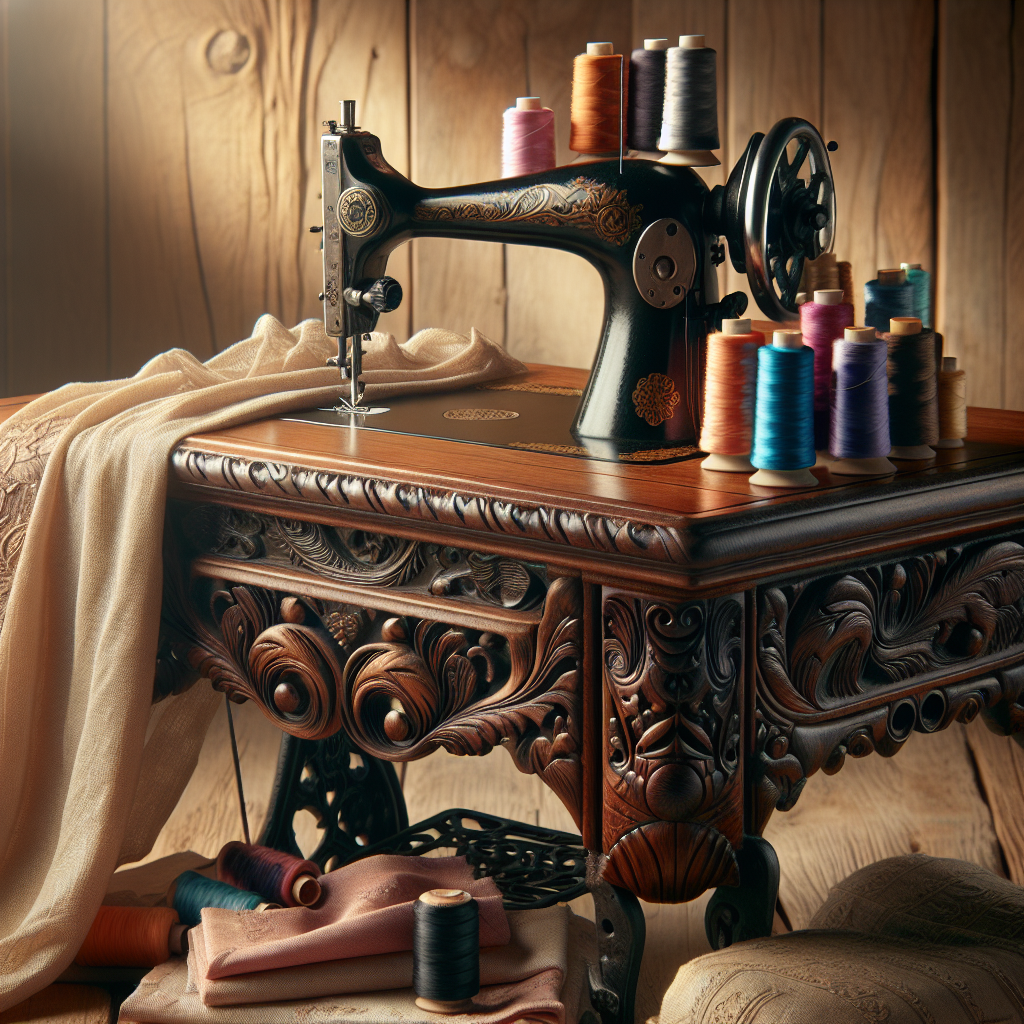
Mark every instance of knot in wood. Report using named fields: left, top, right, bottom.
left=206, top=30, right=251, bottom=75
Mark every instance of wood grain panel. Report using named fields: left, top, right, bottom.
left=1003, top=8, right=1023, bottom=411
left=409, top=0, right=520, bottom=345
left=5, top=0, right=107, bottom=394
left=107, top=0, right=407, bottom=379
left=504, top=0, right=628, bottom=369
left=725, top=0, right=821, bottom=313
left=764, top=727, right=1003, bottom=929
left=965, top=719, right=1024, bottom=886
left=937, top=0, right=1011, bottom=409
left=824, top=0, right=935, bottom=327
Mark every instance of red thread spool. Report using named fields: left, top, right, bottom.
left=570, top=43, right=627, bottom=156
left=799, top=289, right=854, bottom=452
left=75, top=905, right=186, bottom=968
left=700, top=318, right=765, bottom=472
left=217, top=842, right=322, bottom=907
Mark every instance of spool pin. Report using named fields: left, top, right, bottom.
left=829, top=326, right=896, bottom=476
left=658, top=36, right=720, bottom=167
left=413, top=889, right=479, bottom=1014
left=887, top=316, right=936, bottom=461
left=701, top=317, right=759, bottom=472
left=749, top=330, right=818, bottom=489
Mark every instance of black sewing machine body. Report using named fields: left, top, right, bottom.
left=321, top=110, right=835, bottom=453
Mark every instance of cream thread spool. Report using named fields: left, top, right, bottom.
left=935, top=355, right=967, bottom=448
left=829, top=326, right=896, bottom=476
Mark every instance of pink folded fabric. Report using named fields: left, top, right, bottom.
left=191, top=905, right=568, bottom=1006
left=199, top=855, right=509, bottom=979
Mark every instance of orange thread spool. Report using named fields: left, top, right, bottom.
left=75, top=905, right=184, bottom=968
left=700, top=318, right=765, bottom=471
left=570, top=43, right=627, bottom=156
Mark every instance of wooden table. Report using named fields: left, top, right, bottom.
left=153, top=365, right=1024, bottom=1021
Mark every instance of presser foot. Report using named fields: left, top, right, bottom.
left=333, top=398, right=390, bottom=416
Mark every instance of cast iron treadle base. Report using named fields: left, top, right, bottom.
left=704, top=835, right=780, bottom=949
left=259, top=731, right=408, bottom=869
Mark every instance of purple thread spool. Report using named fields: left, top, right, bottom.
left=829, top=326, right=896, bottom=476
left=800, top=288, right=854, bottom=455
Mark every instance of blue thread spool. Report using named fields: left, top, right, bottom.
left=829, top=326, right=896, bottom=476
left=750, top=330, right=817, bottom=488
left=171, top=870, right=279, bottom=927
left=864, top=267, right=915, bottom=332
left=901, top=262, right=931, bottom=328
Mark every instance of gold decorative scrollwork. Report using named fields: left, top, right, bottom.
left=414, top=177, right=643, bottom=247
left=631, top=373, right=681, bottom=426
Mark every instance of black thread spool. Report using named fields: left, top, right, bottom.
left=628, top=39, right=668, bottom=153
left=413, top=889, right=479, bottom=1013
left=885, top=316, right=939, bottom=461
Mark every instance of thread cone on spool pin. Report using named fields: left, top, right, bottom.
left=502, top=96, right=556, bottom=177
left=658, top=36, right=720, bottom=167
left=570, top=42, right=626, bottom=159
left=628, top=39, right=669, bottom=158
left=749, top=330, right=818, bottom=488
left=885, top=316, right=938, bottom=461
left=800, top=287, right=854, bottom=464
left=700, top=317, right=764, bottom=472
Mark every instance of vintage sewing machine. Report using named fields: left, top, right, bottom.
left=314, top=99, right=835, bottom=453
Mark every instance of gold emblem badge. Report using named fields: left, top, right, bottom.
left=631, top=373, right=680, bottom=426
left=337, top=186, right=383, bottom=237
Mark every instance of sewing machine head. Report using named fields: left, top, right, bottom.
left=320, top=100, right=835, bottom=454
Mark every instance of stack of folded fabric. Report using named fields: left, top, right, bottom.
left=118, top=853, right=594, bottom=1024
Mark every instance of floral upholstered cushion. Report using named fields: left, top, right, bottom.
left=656, top=856, right=1024, bottom=1024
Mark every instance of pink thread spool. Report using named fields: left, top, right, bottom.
left=502, top=97, right=556, bottom=177
left=799, top=288, right=854, bottom=459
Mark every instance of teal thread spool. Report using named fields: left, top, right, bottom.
left=901, top=262, right=931, bottom=328
left=750, top=330, right=818, bottom=488
left=171, top=870, right=278, bottom=927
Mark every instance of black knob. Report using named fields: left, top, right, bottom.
left=309, top=225, right=323, bottom=233
left=363, top=277, right=403, bottom=314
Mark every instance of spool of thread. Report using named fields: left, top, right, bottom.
left=171, top=870, right=280, bottom=927
left=838, top=261, right=855, bottom=306
left=413, top=889, right=480, bottom=1014
left=700, top=318, right=765, bottom=472
left=217, top=842, right=322, bottom=908
left=885, top=316, right=939, bottom=460
left=501, top=97, right=556, bottom=177
left=627, top=39, right=668, bottom=154
left=829, top=326, right=896, bottom=476
left=750, top=330, right=818, bottom=488
left=75, top=905, right=187, bottom=968
left=864, top=268, right=915, bottom=333
left=657, top=36, right=720, bottom=167
left=935, top=355, right=967, bottom=448
left=570, top=42, right=626, bottom=157
left=799, top=252, right=840, bottom=296
left=800, top=289, right=855, bottom=453
left=901, top=262, right=932, bottom=328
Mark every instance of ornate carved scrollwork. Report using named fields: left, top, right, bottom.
left=338, top=576, right=583, bottom=825
left=752, top=536, right=1024, bottom=834
left=601, top=591, right=744, bottom=903
left=157, top=520, right=583, bottom=824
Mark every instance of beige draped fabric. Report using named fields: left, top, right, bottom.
left=0, top=317, right=525, bottom=1011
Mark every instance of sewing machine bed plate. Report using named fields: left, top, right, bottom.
left=283, top=384, right=701, bottom=464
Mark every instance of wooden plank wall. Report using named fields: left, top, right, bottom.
left=1, top=0, right=1020, bottom=408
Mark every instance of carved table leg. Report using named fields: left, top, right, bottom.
left=703, top=835, right=780, bottom=949
left=601, top=590, right=745, bottom=903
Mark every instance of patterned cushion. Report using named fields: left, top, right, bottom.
left=656, top=856, right=1024, bottom=1024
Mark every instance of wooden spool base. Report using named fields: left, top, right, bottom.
left=702, top=452, right=753, bottom=473
left=934, top=437, right=965, bottom=448
left=749, top=468, right=818, bottom=488
left=829, top=456, right=896, bottom=476
left=889, top=444, right=936, bottom=461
